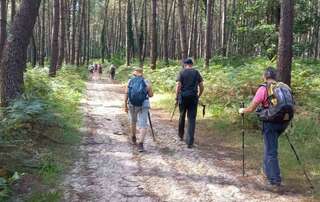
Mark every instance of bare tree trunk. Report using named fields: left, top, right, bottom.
left=70, top=0, right=76, bottom=65
left=277, top=0, right=294, bottom=86
left=11, top=0, right=15, bottom=22
left=126, top=0, right=134, bottom=66
left=86, top=0, right=90, bottom=65
left=0, top=0, right=7, bottom=59
left=221, top=0, right=227, bottom=56
left=205, top=0, right=214, bottom=69
left=39, top=0, right=46, bottom=66
left=163, top=0, right=169, bottom=65
left=177, top=0, right=188, bottom=60
left=150, top=0, right=157, bottom=69
left=0, top=0, right=41, bottom=106
left=58, top=0, right=66, bottom=68
left=31, top=33, right=37, bottom=67
left=49, top=0, right=60, bottom=76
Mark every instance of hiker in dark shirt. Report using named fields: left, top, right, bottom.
left=176, top=58, right=204, bottom=148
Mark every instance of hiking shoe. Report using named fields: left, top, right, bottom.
left=265, top=183, right=283, bottom=192
left=137, top=143, right=144, bottom=152
left=187, top=144, right=193, bottom=149
left=131, top=136, right=137, bottom=144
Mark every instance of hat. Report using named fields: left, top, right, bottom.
left=132, top=67, right=143, bottom=75
left=183, top=58, right=193, bottom=65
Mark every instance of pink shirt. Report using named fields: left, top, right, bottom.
left=253, top=86, right=269, bottom=108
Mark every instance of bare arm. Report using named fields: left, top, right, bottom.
left=124, top=86, right=129, bottom=113
left=243, top=101, right=260, bottom=114
left=147, top=83, right=154, bottom=98
left=198, top=82, right=204, bottom=97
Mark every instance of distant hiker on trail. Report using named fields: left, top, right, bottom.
left=239, top=67, right=294, bottom=189
left=176, top=58, right=204, bottom=149
left=124, top=67, right=154, bottom=152
left=109, top=64, right=116, bottom=80
left=98, top=64, right=103, bottom=74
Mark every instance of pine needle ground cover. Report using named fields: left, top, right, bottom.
left=118, top=57, right=320, bottom=197
left=0, top=65, right=87, bottom=201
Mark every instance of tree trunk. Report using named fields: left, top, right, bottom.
left=126, top=0, right=134, bottom=66
left=70, top=0, right=76, bottom=65
left=163, top=0, right=169, bottom=65
left=177, top=0, right=188, bottom=60
left=58, top=0, right=66, bottom=68
left=49, top=0, right=60, bottom=76
left=0, top=0, right=7, bottom=59
left=39, top=0, right=45, bottom=66
left=277, top=0, right=294, bottom=86
left=11, top=0, right=15, bottom=22
left=31, top=33, right=37, bottom=67
left=150, top=0, right=157, bottom=69
left=0, top=0, right=41, bottom=106
left=205, top=0, right=214, bottom=69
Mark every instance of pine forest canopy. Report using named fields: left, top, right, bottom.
left=0, top=0, right=319, bottom=105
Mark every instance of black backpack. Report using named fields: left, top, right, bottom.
left=256, top=82, right=295, bottom=123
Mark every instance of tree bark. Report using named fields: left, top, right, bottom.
left=163, top=0, right=169, bottom=65
left=58, top=0, right=66, bottom=68
left=11, top=0, right=15, bottom=22
left=150, top=0, right=157, bottom=69
left=49, top=0, right=60, bottom=76
left=0, top=0, right=7, bottom=59
left=0, top=0, right=41, bottom=106
left=177, top=0, right=188, bottom=60
left=205, top=0, right=214, bottom=69
left=126, top=0, right=134, bottom=66
left=70, top=0, right=76, bottom=65
left=277, top=0, right=294, bottom=86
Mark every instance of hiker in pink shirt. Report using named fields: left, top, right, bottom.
left=239, top=67, right=290, bottom=189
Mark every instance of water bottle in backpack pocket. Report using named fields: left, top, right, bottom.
left=128, top=77, right=148, bottom=107
left=256, top=82, right=295, bottom=123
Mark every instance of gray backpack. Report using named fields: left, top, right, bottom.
left=256, top=82, right=295, bottom=123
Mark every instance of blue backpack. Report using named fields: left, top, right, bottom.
left=128, top=76, right=148, bottom=106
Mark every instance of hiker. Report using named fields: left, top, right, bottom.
left=176, top=58, right=204, bottom=148
left=109, top=64, right=116, bottom=80
left=124, top=67, right=154, bottom=152
left=98, top=64, right=103, bottom=74
left=88, top=65, right=94, bottom=73
left=239, top=67, right=294, bottom=188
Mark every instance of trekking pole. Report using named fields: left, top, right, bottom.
left=170, top=102, right=178, bottom=122
left=148, top=112, right=156, bottom=142
left=240, top=102, right=245, bottom=176
left=285, top=129, right=314, bottom=189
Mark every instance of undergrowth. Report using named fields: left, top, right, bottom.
left=117, top=57, right=320, bottom=197
left=0, top=65, right=87, bottom=201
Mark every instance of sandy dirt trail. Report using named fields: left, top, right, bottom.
left=62, top=76, right=310, bottom=202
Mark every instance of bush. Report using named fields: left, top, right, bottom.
left=0, top=66, right=86, bottom=143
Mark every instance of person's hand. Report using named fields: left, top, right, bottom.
left=124, top=105, right=129, bottom=113
left=239, top=108, right=245, bottom=114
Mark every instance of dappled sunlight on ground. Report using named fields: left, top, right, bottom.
left=62, top=75, right=311, bottom=202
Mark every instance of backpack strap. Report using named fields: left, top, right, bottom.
left=259, top=82, right=272, bottom=108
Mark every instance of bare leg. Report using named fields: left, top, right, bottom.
left=130, top=123, right=137, bottom=144
left=138, top=128, right=147, bottom=144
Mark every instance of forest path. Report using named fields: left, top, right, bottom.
left=62, top=75, right=308, bottom=202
